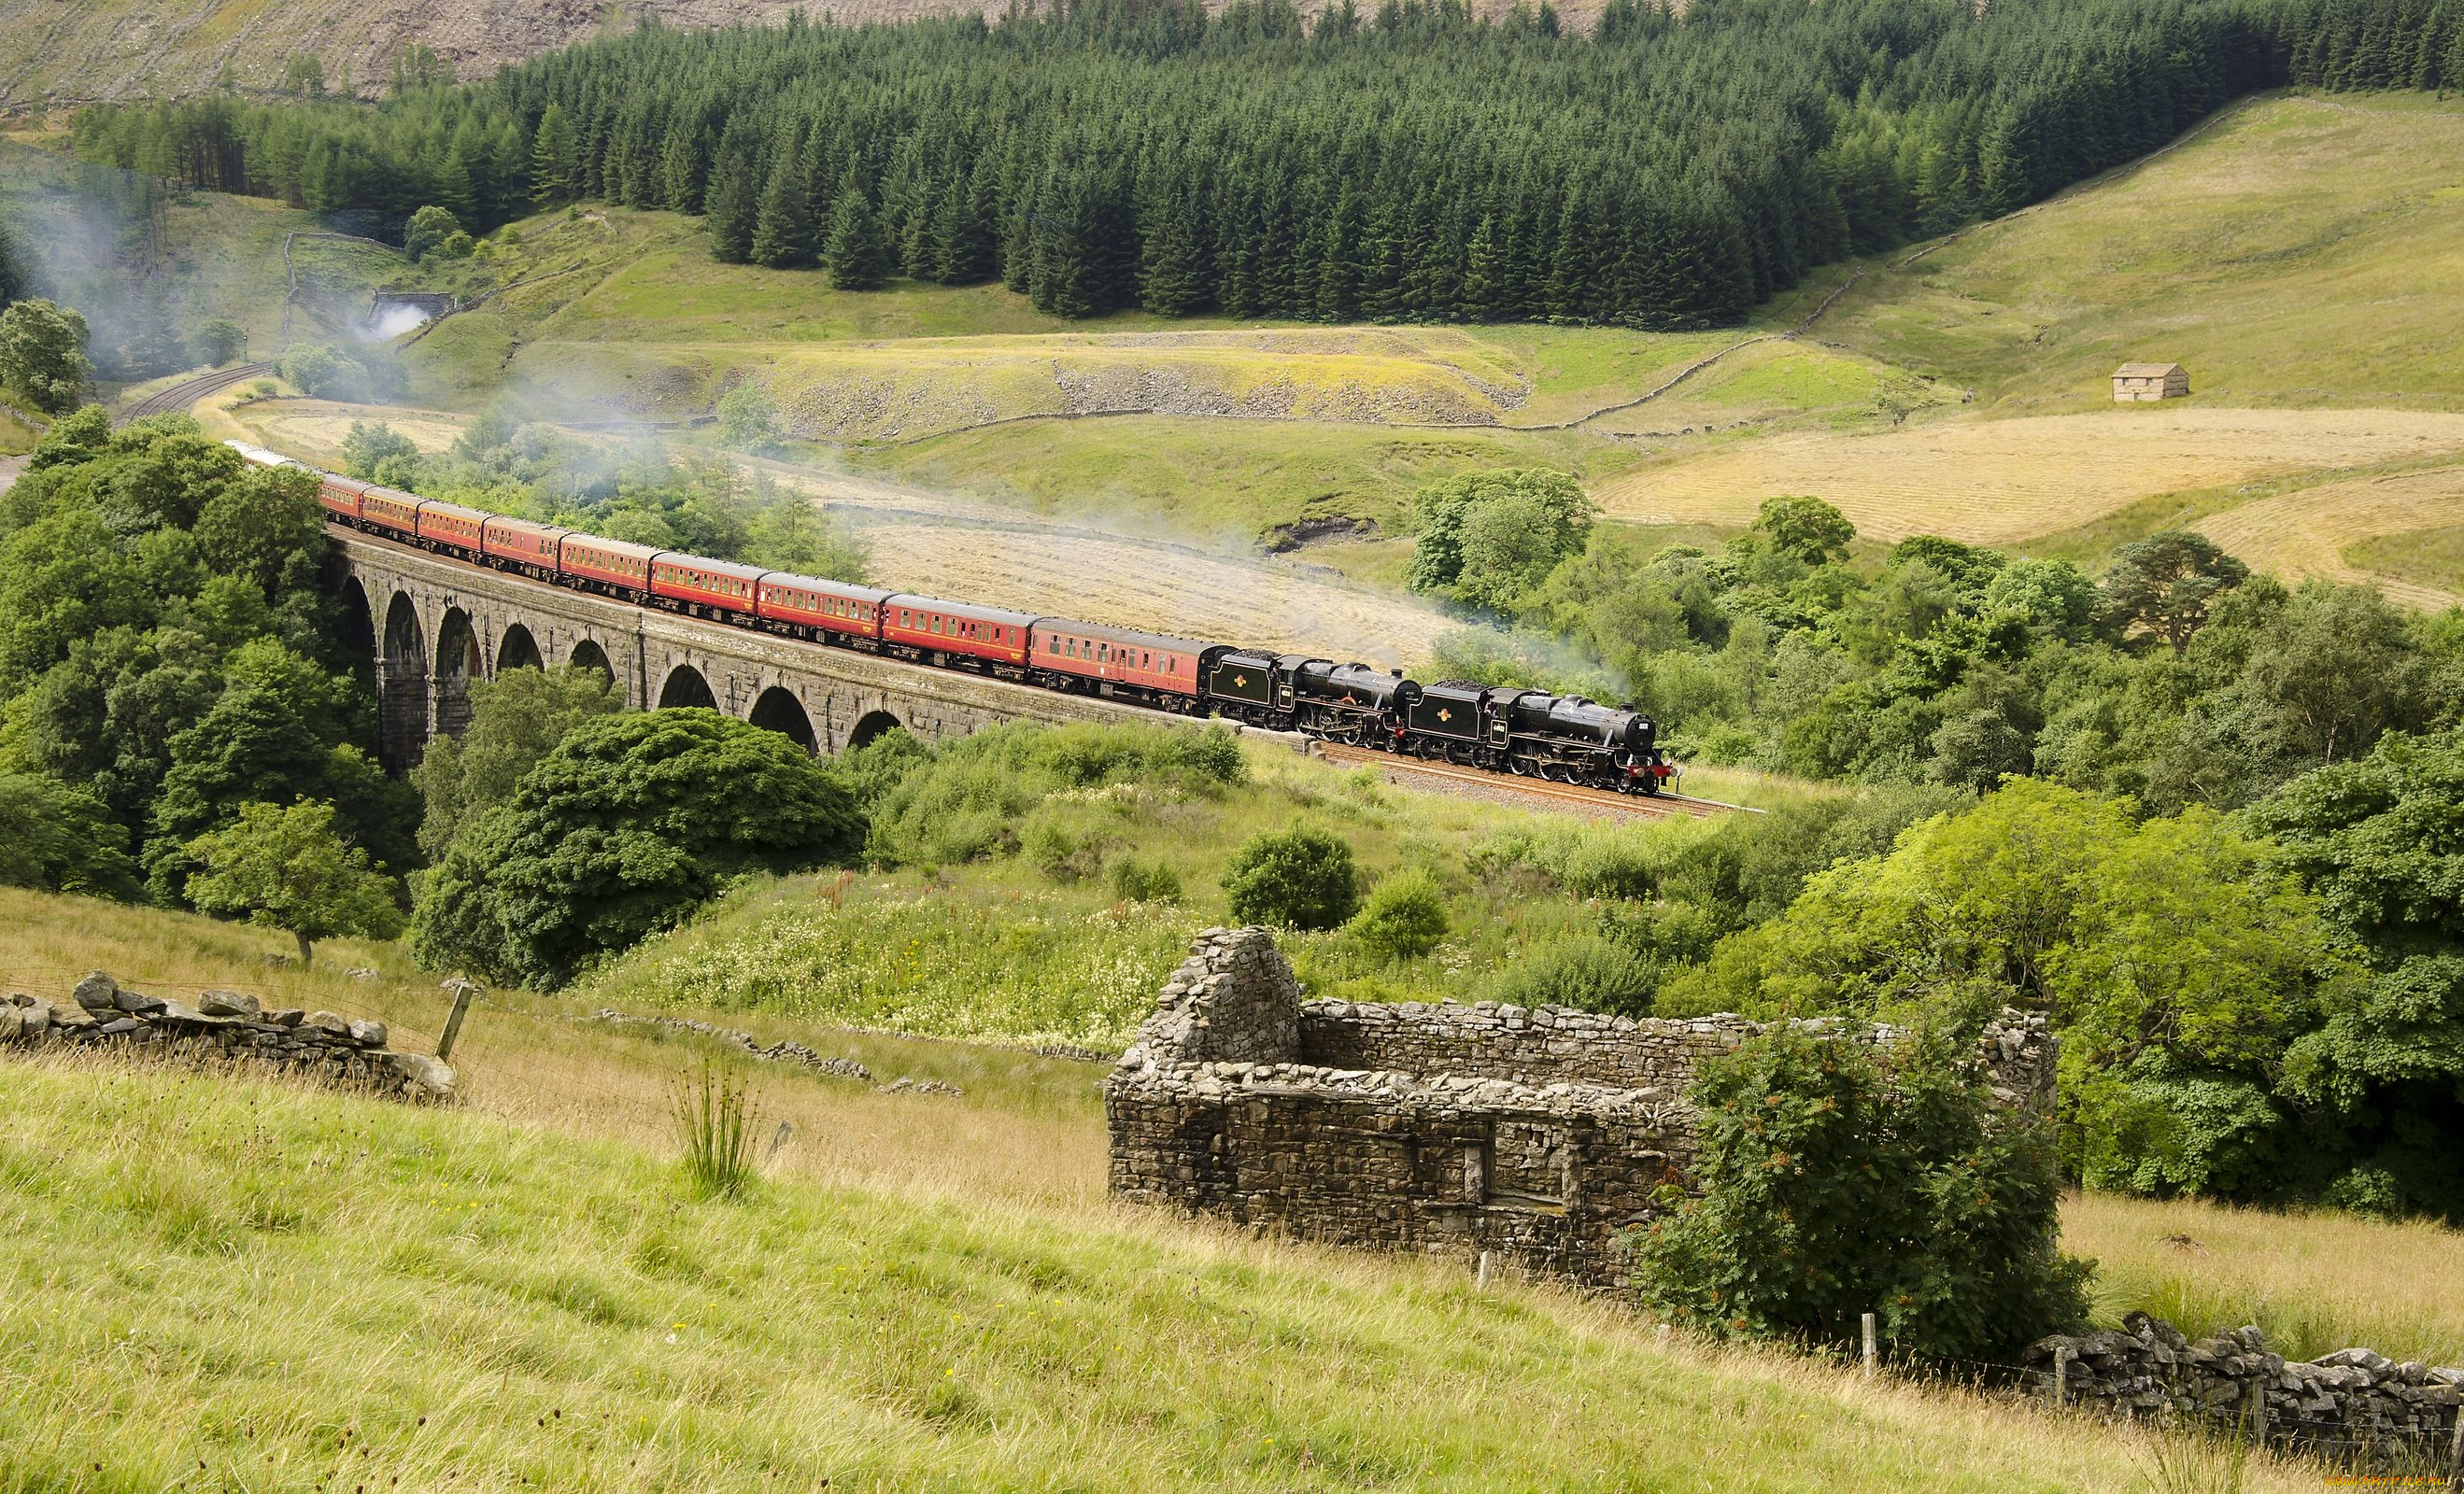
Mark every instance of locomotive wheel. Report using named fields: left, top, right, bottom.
left=1508, top=756, right=1535, bottom=777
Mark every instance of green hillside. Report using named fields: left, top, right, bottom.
left=0, top=880, right=2352, bottom=1493
left=1817, top=92, right=2464, bottom=415
left=0, top=143, right=427, bottom=380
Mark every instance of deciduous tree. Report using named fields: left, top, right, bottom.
left=184, top=798, right=403, bottom=966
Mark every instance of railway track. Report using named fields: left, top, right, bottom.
left=117, top=361, right=277, bottom=425
left=1311, top=741, right=1747, bottom=820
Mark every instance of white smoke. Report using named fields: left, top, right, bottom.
left=361, top=303, right=434, bottom=342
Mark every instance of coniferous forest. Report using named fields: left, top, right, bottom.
left=68, top=0, right=2458, bottom=329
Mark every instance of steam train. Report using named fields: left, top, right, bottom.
left=229, top=441, right=1678, bottom=795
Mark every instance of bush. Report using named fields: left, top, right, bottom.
left=1467, top=819, right=1667, bottom=901
left=276, top=343, right=361, bottom=400
left=1021, top=807, right=1106, bottom=884
left=716, top=382, right=784, bottom=453
left=1348, top=866, right=1450, bottom=961
left=412, top=710, right=863, bottom=988
left=1632, top=1023, right=2092, bottom=1363
left=1222, top=825, right=1359, bottom=931
left=1487, top=936, right=1658, bottom=1016
left=404, top=204, right=464, bottom=261
left=1106, top=853, right=1182, bottom=903
left=864, top=722, right=1243, bottom=869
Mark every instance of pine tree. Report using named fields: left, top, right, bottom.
left=1139, top=184, right=1208, bottom=315
left=1460, top=213, right=1504, bottom=322
left=824, top=179, right=891, bottom=290
left=932, top=154, right=998, bottom=285
left=703, top=124, right=759, bottom=263
left=1543, top=189, right=1594, bottom=322
left=1313, top=190, right=1358, bottom=323
left=660, top=125, right=709, bottom=214
left=1975, top=108, right=2030, bottom=218
left=530, top=103, right=576, bottom=206
left=750, top=153, right=817, bottom=269
left=0, top=216, right=28, bottom=310
left=433, top=150, right=477, bottom=223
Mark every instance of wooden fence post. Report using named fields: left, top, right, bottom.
left=1862, top=1313, right=1877, bottom=1380
left=436, top=979, right=478, bottom=1064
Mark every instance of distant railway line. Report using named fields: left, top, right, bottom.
left=118, top=361, right=276, bottom=424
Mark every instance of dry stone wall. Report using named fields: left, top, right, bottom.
left=2028, top=1315, right=2462, bottom=1473
left=1105, top=927, right=2049, bottom=1289
left=2, top=971, right=456, bottom=1103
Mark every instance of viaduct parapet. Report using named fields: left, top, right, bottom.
left=327, top=529, right=1166, bottom=768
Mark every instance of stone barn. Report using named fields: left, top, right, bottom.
left=2112, top=362, right=2189, bottom=402
left=1105, top=928, right=2055, bottom=1290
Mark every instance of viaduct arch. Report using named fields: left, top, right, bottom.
left=326, top=529, right=1173, bottom=768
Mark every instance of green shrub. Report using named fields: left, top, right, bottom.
left=1106, top=854, right=1182, bottom=903
left=864, top=722, right=1243, bottom=869
left=1222, top=825, right=1359, bottom=931
left=1348, top=867, right=1451, bottom=962
left=412, top=710, right=863, bottom=988
left=1632, top=1023, right=2091, bottom=1363
left=1487, top=936, right=1658, bottom=1016
left=1467, top=820, right=1669, bottom=901
left=1022, top=807, right=1108, bottom=884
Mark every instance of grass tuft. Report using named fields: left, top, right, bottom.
left=671, top=1060, right=760, bottom=1200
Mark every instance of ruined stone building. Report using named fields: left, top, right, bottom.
left=1105, top=927, right=2054, bottom=1289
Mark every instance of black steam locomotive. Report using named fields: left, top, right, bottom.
left=1201, top=652, right=1675, bottom=794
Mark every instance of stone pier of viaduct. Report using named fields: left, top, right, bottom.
left=328, top=529, right=1171, bottom=768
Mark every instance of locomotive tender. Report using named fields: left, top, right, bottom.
left=233, top=441, right=1678, bottom=795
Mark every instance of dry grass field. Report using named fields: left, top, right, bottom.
left=1597, top=405, right=2464, bottom=546
left=0, top=881, right=2406, bottom=1491
left=2195, top=465, right=2464, bottom=610
left=512, top=327, right=1539, bottom=437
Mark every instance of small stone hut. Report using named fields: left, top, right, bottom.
left=2112, top=361, right=2189, bottom=402
left=1104, top=928, right=2053, bottom=1289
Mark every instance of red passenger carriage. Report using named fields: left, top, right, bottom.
left=1031, top=618, right=1206, bottom=708
left=651, top=554, right=769, bottom=618
left=481, top=515, right=569, bottom=577
left=416, top=500, right=488, bottom=554
left=559, top=533, right=661, bottom=596
left=880, top=595, right=1036, bottom=668
left=317, top=473, right=367, bottom=523
left=360, top=486, right=422, bottom=536
left=757, top=573, right=893, bottom=641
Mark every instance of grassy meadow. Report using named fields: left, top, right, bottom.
left=6, top=876, right=2445, bottom=1491
left=588, top=738, right=1791, bottom=1048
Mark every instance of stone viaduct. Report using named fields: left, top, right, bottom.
left=328, top=529, right=1165, bottom=769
